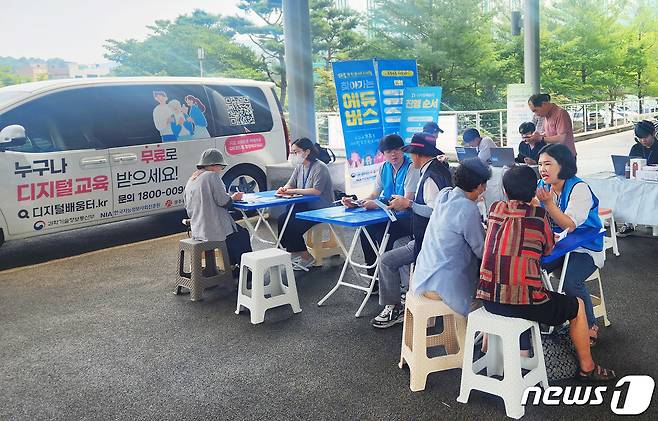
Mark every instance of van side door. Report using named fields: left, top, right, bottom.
left=0, top=88, right=113, bottom=237
left=97, top=85, right=216, bottom=216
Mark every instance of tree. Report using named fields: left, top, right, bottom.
left=310, top=0, right=365, bottom=110
left=540, top=0, right=631, bottom=103
left=104, top=10, right=266, bottom=79
left=0, top=66, right=26, bottom=87
left=622, top=0, right=658, bottom=112
left=223, top=0, right=287, bottom=103
left=363, top=0, right=509, bottom=110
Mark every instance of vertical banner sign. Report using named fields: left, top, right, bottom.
left=506, top=83, right=534, bottom=152
left=332, top=60, right=384, bottom=186
left=375, top=59, right=419, bottom=136
left=398, top=87, right=443, bottom=143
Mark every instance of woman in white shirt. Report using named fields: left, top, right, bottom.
left=535, top=144, right=604, bottom=346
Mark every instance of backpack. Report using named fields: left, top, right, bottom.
left=315, top=144, right=336, bottom=164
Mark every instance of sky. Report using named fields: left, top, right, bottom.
left=1, top=0, right=243, bottom=63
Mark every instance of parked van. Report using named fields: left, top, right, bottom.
left=0, top=77, right=289, bottom=246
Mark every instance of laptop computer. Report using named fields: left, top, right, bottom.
left=455, top=147, right=478, bottom=162
left=611, top=155, right=630, bottom=176
left=490, top=147, right=516, bottom=167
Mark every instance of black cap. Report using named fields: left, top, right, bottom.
left=378, top=134, right=405, bottom=152
left=422, top=122, right=444, bottom=135
left=635, top=120, right=656, bottom=138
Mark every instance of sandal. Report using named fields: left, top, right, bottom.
left=575, top=364, right=616, bottom=382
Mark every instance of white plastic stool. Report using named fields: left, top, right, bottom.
left=598, top=208, right=620, bottom=256
left=304, top=223, right=342, bottom=266
left=457, top=308, right=548, bottom=419
left=399, top=291, right=466, bottom=391
left=236, top=248, right=301, bottom=324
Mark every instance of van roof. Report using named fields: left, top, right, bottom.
left=0, top=76, right=276, bottom=95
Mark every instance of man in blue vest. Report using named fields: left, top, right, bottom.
left=371, top=133, right=454, bottom=328
left=341, top=134, right=420, bottom=289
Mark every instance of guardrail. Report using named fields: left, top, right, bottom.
left=290, top=98, right=658, bottom=148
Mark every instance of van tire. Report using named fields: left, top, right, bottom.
left=222, top=165, right=266, bottom=194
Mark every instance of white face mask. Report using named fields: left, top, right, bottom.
left=289, top=153, right=304, bottom=166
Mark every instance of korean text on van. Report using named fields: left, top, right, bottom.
left=0, top=77, right=289, bottom=247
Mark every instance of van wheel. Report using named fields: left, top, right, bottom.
left=222, top=166, right=266, bottom=194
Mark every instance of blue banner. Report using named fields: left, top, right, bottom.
left=375, top=59, right=419, bottom=136
left=398, top=86, right=443, bottom=143
left=333, top=60, right=384, bottom=185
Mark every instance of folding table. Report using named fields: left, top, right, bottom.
left=296, top=206, right=409, bottom=317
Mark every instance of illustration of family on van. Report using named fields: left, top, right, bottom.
left=152, top=91, right=210, bottom=142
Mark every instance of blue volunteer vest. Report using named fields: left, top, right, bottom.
left=380, top=156, right=412, bottom=200
left=538, top=176, right=603, bottom=252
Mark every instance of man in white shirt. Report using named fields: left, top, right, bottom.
left=152, top=91, right=176, bottom=141
left=463, top=128, right=497, bottom=164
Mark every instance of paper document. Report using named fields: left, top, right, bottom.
left=372, top=199, right=397, bottom=222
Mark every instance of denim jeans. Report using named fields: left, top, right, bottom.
left=542, top=251, right=598, bottom=327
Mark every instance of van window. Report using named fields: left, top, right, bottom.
left=0, top=84, right=214, bottom=152
left=205, top=85, right=273, bottom=136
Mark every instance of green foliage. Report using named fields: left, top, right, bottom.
left=104, top=9, right=266, bottom=80
left=0, top=66, right=27, bottom=87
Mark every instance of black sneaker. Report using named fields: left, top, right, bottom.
left=616, top=224, right=634, bottom=237
left=371, top=304, right=404, bottom=329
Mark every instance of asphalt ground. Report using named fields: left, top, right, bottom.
left=1, top=132, right=657, bottom=420
left=1, top=224, right=657, bottom=420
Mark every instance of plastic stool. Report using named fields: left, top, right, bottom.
left=399, top=291, right=466, bottom=391
left=598, top=208, right=620, bottom=256
left=236, top=248, right=301, bottom=324
left=305, top=223, right=342, bottom=266
left=586, top=269, right=611, bottom=327
left=457, top=308, right=548, bottom=419
left=175, top=238, right=232, bottom=301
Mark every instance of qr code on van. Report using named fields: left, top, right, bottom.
left=224, top=96, right=256, bottom=126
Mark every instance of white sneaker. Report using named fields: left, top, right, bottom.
left=293, top=256, right=315, bottom=271
left=371, top=304, right=404, bottom=328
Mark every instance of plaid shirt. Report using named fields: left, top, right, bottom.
left=476, top=200, right=555, bottom=305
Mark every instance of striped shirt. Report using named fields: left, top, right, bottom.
left=476, top=201, right=555, bottom=305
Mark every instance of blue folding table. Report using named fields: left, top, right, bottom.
left=232, top=190, right=319, bottom=250
left=296, top=206, right=409, bottom=317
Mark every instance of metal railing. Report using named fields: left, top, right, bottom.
left=296, top=98, right=658, bottom=149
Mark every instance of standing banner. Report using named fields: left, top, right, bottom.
left=375, top=59, right=419, bottom=136
left=506, top=83, right=534, bottom=152
left=398, top=86, right=443, bottom=143
left=332, top=60, right=384, bottom=186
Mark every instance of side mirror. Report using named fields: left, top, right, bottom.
left=0, top=125, right=27, bottom=148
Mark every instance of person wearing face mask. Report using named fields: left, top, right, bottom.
left=277, top=137, right=334, bottom=270
left=184, top=149, right=252, bottom=273
left=617, top=120, right=658, bottom=237
left=536, top=144, right=604, bottom=346
left=410, top=158, right=491, bottom=318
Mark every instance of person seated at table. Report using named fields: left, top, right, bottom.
left=184, top=148, right=252, bottom=274
left=390, top=159, right=490, bottom=325
left=476, top=165, right=615, bottom=381
left=341, top=134, right=420, bottom=281
left=617, top=120, right=658, bottom=237
left=536, top=144, right=605, bottom=346
left=370, top=134, right=453, bottom=328
left=277, top=137, right=334, bottom=270
left=463, top=128, right=497, bottom=164
left=422, top=121, right=443, bottom=141
left=515, top=121, right=546, bottom=164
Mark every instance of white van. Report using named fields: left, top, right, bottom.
left=0, top=77, right=289, bottom=247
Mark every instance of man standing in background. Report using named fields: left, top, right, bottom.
left=527, top=93, right=576, bottom=158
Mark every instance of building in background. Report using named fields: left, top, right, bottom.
left=15, top=63, right=48, bottom=81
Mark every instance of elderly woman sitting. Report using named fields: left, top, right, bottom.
left=184, top=148, right=252, bottom=274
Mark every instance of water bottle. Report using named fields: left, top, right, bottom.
left=624, top=162, right=630, bottom=179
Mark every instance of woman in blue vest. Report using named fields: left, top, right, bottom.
left=536, top=144, right=604, bottom=346
left=341, top=134, right=420, bottom=284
